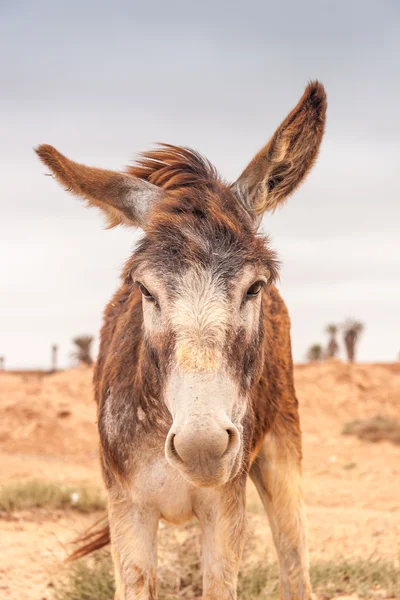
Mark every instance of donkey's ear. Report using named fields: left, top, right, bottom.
left=232, top=81, right=326, bottom=227
left=35, top=145, right=164, bottom=228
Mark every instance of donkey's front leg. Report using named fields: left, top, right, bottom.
left=198, top=481, right=246, bottom=600
left=250, top=431, right=312, bottom=600
left=108, top=495, right=159, bottom=600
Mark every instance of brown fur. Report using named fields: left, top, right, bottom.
left=35, top=144, right=163, bottom=228
left=38, top=81, right=327, bottom=600
left=234, top=80, right=326, bottom=217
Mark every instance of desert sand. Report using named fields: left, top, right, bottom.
left=0, top=361, right=399, bottom=599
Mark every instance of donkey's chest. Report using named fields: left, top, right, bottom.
left=130, top=456, right=197, bottom=525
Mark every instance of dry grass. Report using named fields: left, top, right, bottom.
left=0, top=480, right=106, bottom=513
left=53, top=553, right=114, bottom=600
left=52, top=551, right=400, bottom=600
left=342, top=414, right=400, bottom=445
left=311, top=558, right=400, bottom=598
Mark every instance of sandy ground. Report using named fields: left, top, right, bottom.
left=0, top=361, right=399, bottom=599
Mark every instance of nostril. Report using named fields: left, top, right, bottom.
left=224, top=427, right=239, bottom=455
left=170, top=434, right=177, bottom=456
left=169, top=433, right=183, bottom=463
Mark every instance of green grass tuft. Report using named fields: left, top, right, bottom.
left=0, top=480, right=106, bottom=513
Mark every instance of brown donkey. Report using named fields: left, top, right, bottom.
left=36, top=81, right=326, bottom=600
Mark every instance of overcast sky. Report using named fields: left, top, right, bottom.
left=1, top=0, right=399, bottom=368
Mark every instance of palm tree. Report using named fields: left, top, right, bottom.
left=325, top=324, right=339, bottom=358
left=306, top=344, right=323, bottom=362
left=342, top=320, right=364, bottom=363
left=72, top=335, right=94, bottom=366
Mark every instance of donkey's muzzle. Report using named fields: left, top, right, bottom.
left=164, top=371, right=243, bottom=487
left=165, top=420, right=241, bottom=487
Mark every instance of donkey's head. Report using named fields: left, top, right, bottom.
left=36, top=82, right=326, bottom=488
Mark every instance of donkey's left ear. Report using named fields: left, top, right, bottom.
left=232, top=81, right=327, bottom=227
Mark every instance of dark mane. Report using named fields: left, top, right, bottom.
left=127, top=144, right=220, bottom=190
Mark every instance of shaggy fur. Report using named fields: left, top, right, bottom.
left=36, top=81, right=327, bottom=600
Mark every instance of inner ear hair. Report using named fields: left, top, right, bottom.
left=233, top=81, right=327, bottom=222
left=35, top=144, right=164, bottom=229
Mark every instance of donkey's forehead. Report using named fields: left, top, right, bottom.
left=133, top=229, right=274, bottom=287
left=130, top=187, right=277, bottom=282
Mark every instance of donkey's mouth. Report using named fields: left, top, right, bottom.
left=165, top=427, right=242, bottom=488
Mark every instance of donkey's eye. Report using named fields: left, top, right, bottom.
left=246, top=281, right=264, bottom=299
left=138, top=283, right=155, bottom=302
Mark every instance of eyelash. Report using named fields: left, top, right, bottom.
left=246, top=280, right=263, bottom=296
left=137, top=283, right=158, bottom=306
left=242, top=280, right=265, bottom=304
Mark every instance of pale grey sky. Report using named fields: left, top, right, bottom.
left=1, top=0, right=399, bottom=368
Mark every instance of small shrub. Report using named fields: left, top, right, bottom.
left=238, top=564, right=279, bottom=599
left=54, top=552, right=114, bottom=600
left=342, top=415, right=400, bottom=445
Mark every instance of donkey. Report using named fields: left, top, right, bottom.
left=36, top=81, right=326, bottom=600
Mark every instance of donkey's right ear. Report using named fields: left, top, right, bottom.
left=35, top=145, right=164, bottom=229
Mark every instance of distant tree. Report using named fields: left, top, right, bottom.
left=51, top=344, right=58, bottom=372
left=342, top=320, right=364, bottom=363
left=72, top=335, right=94, bottom=366
left=325, top=324, right=339, bottom=358
left=306, top=344, right=323, bottom=362
left=0, top=356, right=4, bottom=370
